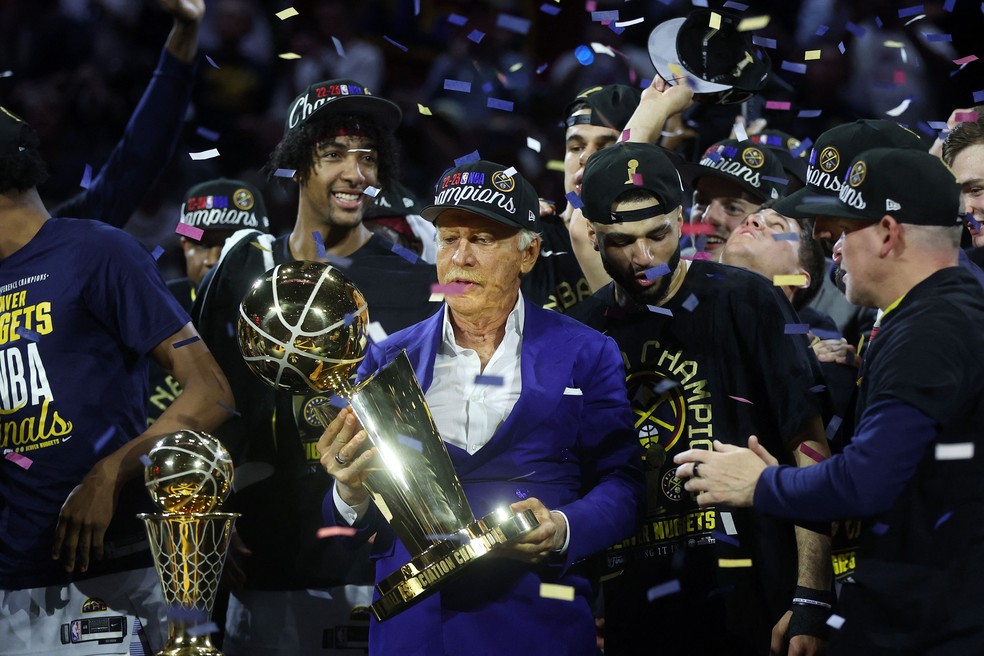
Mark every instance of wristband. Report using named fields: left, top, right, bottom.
left=788, top=585, right=835, bottom=640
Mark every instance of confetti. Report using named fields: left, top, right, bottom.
left=736, top=15, right=770, bottom=31
left=175, top=222, right=205, bottom=241
left=653, top=379, right=680, bottom=395
left=384, top=36, right=408, bottom=52
left=804, top=50, right=821, bottom=61
left=681, top=294, right=700, bottom=312
left=539, top=583, right=575, bottom=601
left=4, top=451, right=32, bottom=470
left=481, top=81, right=494, bottom=94
left=762, top=176, right=789, bottom=186
left=93, top=427, right=116, bottom=453
left=799, top=442, right=827, bottom=463
left=591, top=10, right=618, bottom=22
left=278, top=52, right=302, bottom=60
left=773, top=274, right=808, bottom=287
left=711, top=530, right=740, bottom=547
left=646, top=305, right=673, bottom=316
left=967, top=213, right=982, bottom=231
left=615, top=17, right=644, bottom=27
left=827, top=614, right=846, bottom=629
left=898, top=4, right=924, bottom=17
left=251, top=241, right=272, bottom=252
left=944, top=0, right=956, bottom=9
left=883, top=40, right=906, bottom=48
left=172, top=336, right=201, bottom=349
left=274, top=168, right=296, bottom=178
left=150, top=245, right=165, bottom=261
left=502, top=166, right=517, bottom=177
left=391, top=243, right=419, bottom=264
left=885, top=97, right=913, bottom=117
left=217, top=400, right=240, bottom=416
left=431, top=283, right=469, bottom=296
left=312, top=231, right=327, bottom=259
left=275, top=7, right=298, bottom=19
left=417, top=104, right=433, bottom=116
left=956, top=111, right=980, bottom=123
left=329, top=395, right=349, bottom=409
left=720, top=511, right=737, bottom=535
left=497, top=14, right=532, bottom=35
left=79, top=163, right=92, bottom=189
left=575, top=45, right=595, bottom=66
left=728, top=396, right=753, bottom=404
left=475, top=374, right=505, bottom=386
left=752, top=36, right=777, bottom=49
left=540, top=3, right=561, bottom=16
left=717, top=558, right=753, bottom=568
left=784, top=323, right=810, bottom=335
left=205, top=55, right=220, bottom=68
left=646, top=579, right=682, bottom=601
left=790, top=137, right=813, bottom=158
left=527, top=137, right=541, bottom=152
left=643, top=263, right=671, bottom=280
left=139, top=455, right=153, bottom=467
left=467, top=29, right=485, bottom=43
left=487, top=97, right=514, bottom=111
left=845, top=22, right=866, bottom=37
left=781, top=61, right=807, bottom=74
left=825, top=415, right=843, bottom=439
left=367, top=322, right=388, bottom=343
left=973, top=90, right=984, bottom=104
left=454, top=150, right=481, bottom=166
left=515, top=487, right=529, bottom=499
left=935, top=442, right=974, bottom=460
left=816, top=24, right=829, bottom=36
left=398, top=434, right=423, bottom=453
left=733, top=121, right=748, bottom=142
left=871, top=522, right=890, bottom=535
left=723, top=1, right=749, bottom=10
left=934, top=511, right=953, bottom=529
left=189, top=149, right=220, bottom=160
left=924, top=32, right=952, bottom=42
left=536, top=63, right=549, bottom=74
left=195, top=126, right=220, bottom=141
left=444, top=79, right=471, bottom=93
left=448, top=13, right=467, bottom=25
left=708, top=11, right=722, bottom=29
left=331, top=36, right=346, bottom=58
left=317, top=526, right=358, bottom=539
left=681, top=223, right=717, bottom=235
left=772, top=232, right=799, bottom=241
left=565, top=191, right=584, bottom=210
left=838, top=41, right=846, bottom=55
left=953, top=55, right=979, bottom=66
left=15, top=326, right=40, bottom=342
left=186, top=622, right=219, bottom=637
left=363, top=186, right=380, bottom=198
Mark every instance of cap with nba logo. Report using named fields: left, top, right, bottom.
left=421, top=160, right=540, bottom=232
left=580, top=142, right=684, bottom=224
left=181, top=178, right=270, bottom=232
left=284, top=78, right=402, bottom=136
left=679, top=138, right=786, bottom=202
left=807, top=148, right=962, bottom=226
left=774, top=119, right=925, bottom=218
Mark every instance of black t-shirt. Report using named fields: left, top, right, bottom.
left=192, top=231, right=438, bottom=589
left=521, top=214, right=592, bottom=312
left=571, top=260, right=828, bottom=654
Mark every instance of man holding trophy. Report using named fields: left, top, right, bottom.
left=318, top=160, right=645, bottom=655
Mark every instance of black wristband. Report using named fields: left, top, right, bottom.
left=788, top=585, right=835, bottom=640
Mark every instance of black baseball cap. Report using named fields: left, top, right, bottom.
left=181, top=178, right=270, bottom=232
left=365, top=181, right=423, bottom=219
left=580, top=142, right=684, bottom=224
left=808, top=148, right=962, bottom=226
left=563, top=84, right=643, bottom=131
left=679, top=138, right=785, bottom=202
left=422, top=161, right=540, bottom=232
left=774, top=119, right=924, bottom=218
left=284, top=79, right=402, bottom=136
left=647, top=9, right=771, bottom=105
left=749, top=130, right=808, bottom=187
left=0, top=105, right=29, bottom=158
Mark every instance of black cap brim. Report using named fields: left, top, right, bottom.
left=420, top=205, right=529, bottom=232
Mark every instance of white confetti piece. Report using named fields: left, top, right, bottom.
left=935, top=442, right=974, bottom=460
left=720, top=511, right=738, bottom=536
left=367, top=322, right=388, bottom=343
left=526, top=137, right=541, bottom=152
left=540, top=583, right=575, bottom=601
left=827, top=614, right=845, bottom=629
left=189, top=149, right=220, bottom=160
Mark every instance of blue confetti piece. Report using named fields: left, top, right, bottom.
left=815, top=24, right=829, bottom=36
left=481, top=81, right=494, bottom=94
left=916, top=121, right=935, bottom=137
left=487, top=97, right=514, bottom=112
left=706, top=149, right=722, bottom=162
left=772, top=232, right=799, bottom=241
left=722, top=145, right=738, bottom=158
left=454, top=150, right=481, bottom=166
left=691, top=0, right=709, bottom=6
left=93, top=427, right=116, bottom=453
left=384, top=35, right=408, bottom=52
left=871, top=522, right=889, bottom=535
left=536, top=63, right=549, bottom=74
left=646, top=305, right=673, bottom=316
left=205, top=55, right=220, bottom=69
left=797, top=109, right=822, bottom=118
left=515, top=487, right=529, bottom=500
left=934, top=511, right=953, bottom=529
left=898, top=4, right=924, bottom=17
left=845, top=22, right=865, bottom=37
left=540, top=3, right=560, bottom=15
left=217, top=400, right=240, bottom=416
left=790, top=137, right=813, bottom=158
left=762, top=175, right=789, bottom=186
left=592, top=10, right=618, bottom=22
left=752, top=36, right=776, bottom=49
left=809, top=384, right=827, bottom=393
left=973, top=90, right=984, bottom=103
left=497, top=13, right=531, bottom=35
left=944, top=0, right=955, bottom=10
left=875, top=16, right=884, bottom=27
left=681, top=293, right=699, bottom=312
left=467, top=29, right=485, bottom=43
left=927, top=121, right=949, bottom=130
left=475, top=374, right=505, bottom=386
left=783, top=323, right=810, bottom=335
left=924, top=32, right=952, bottom=42
left=151, top=244, right=165, bottom=262
left=329, top=395, right=349, bottom=409
left=723, top=1, right=748, bottom=9
left=397, top=434, right=423, bottom=453
left=274, top=168, right=296, bottom=178
left=195, top=126, right=220, bottom=141
left=565, top=190, right=584, bottom=210
left=607, top=21, right=624, bottom=35
left=312, top=231, right=327, bottom=259
left=825, top=415, right=843, bottom=439
left=967, top=213, right=982, bottom=231
left=79, top=163, right=92, bottom=189
left=646, top=579, right=682, bottom=602
left=781, top=61, right=807, bottom=74
left=653, top=379, right=680, bottom=395
left=390, top=242, right=419, bottom=264
left=711, top=530, right=740, bottom=547
left=15, top=326, right=40, bottom=342
left=172, top=335, right=201, bottom=349
left=448, top=13, right=467, bottom=26
left=643, top=263, right=671, bottom=280
left=444, top=79, right=472, bottom=93
left=838, top=41, right=846, bottom=54
left=575, top=45, right=595, bottom=66
left=139, top=454, right=153, bottom=467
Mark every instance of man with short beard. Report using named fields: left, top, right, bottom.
left=571, top=142, right=833, bottom=655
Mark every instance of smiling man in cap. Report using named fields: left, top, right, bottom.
left=675, top=147, right=984, bottom=653
left=317, top=159, right=643, bottom=655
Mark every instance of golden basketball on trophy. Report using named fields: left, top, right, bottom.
left=139, top=430, right=239, bottom=656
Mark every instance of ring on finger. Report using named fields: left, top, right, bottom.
left=334, top=453, right=346, bottom=466
left=693, top=463, right=701, bottom=478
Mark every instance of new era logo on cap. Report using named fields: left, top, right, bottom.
left=886, top=199, right=901, bottom=211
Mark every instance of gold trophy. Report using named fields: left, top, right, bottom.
left=139, top=430, right=238, bottom=656
left=237, top=261, right=538, bottom=621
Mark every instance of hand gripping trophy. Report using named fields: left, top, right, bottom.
left=236, top=261, right=538, bottom=621
left=139, top=430, right=237, bottom=656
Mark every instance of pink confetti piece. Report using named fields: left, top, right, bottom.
left=955, top=111, right=980, bottom=123
left=681, top=223, right=717, bottom=235
left=496, top=13, right=531, bottom=35
left=953, top=55, right=978, bottom=66
left=431, top=283, right=469, bottom=295
left=4, top=451, right=32, bottom=470
left=765, top=100, right=791, bottom=110
left=893, top=70, right=906, bottom=85
left=728, top=395, right=753, bottom=404
left=799, top=442, right=827, bottom=463
left=630, top=173, right=643, bottom=185
left=317, top=526, right=358, bottom=539
left=175, top=222, right=205, bottom=241
left=685, top=251, right=714, bottom=261
left=646, top=579, right=681, bottom=601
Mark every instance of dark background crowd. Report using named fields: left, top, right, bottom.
left=1, top=0, right=981, bottom=277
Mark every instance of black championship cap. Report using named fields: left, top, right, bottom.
left=0, top=105, right=29, bottom=157
left=647, top=8, right=771, bottom=105
left=181, top=178, right=270, bottom=232
left=580, top=142, right=684, bottom=224
left=422, top=161, right=540, bottom=232
left=284, top=79, right=402, bottom=136
left=365, top=181, right=423, bottom=219
left=563, top=84, right=643, bottom=130
left=749, top=130, right=808, bottom=187
left=808, top=148, right=962, bottom=226
left=774, top=119, right=924, bottom=218
left=679, top=138, right=785, bottom=202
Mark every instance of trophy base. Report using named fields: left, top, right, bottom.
left=371, top=507, right=539, bottom=622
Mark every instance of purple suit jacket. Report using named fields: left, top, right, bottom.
left=324, top=299, right=643, bottom=655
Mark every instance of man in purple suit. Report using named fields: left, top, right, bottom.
left=316, top=160, right=644, bottom=655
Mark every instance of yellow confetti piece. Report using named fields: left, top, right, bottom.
left=539, top=583, right=575, bottom=601
left=804, top=50, right=822, bottom=61
left=736, top=15, right=770, bottom=32
left=773, top=274, right=808, bottom=287
left=718, top=558, right=753, bottom=568
left=275, top=7, right=298, bottom=20
left=428, top=293, right=445, bottom=302
left=417, top=103, right=433, bottom=116
left=883, top=40, right=906, bottom=48
left=278, top=52, right=302, bottom=60
left=250, top=241, right=272, bottom=252
left=546, top=159, right=565, bottom=172
left=508, top=62, right=523, bottom=73
left=709, top=11, right=722, bottom=30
